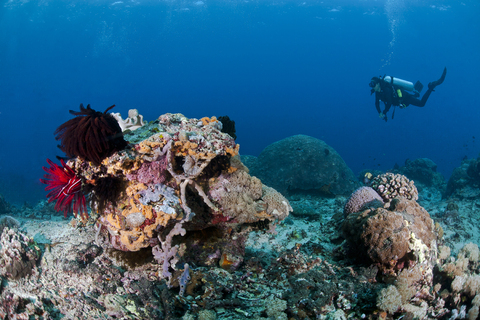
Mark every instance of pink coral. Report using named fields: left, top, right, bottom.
left=126, top=157, right=169, bottom=185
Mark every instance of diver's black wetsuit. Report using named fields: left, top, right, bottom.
left=374, top=67, right=447, bottom=119
left=374, top=82, right=434, bottom=116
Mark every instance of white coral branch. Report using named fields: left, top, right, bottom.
left=111, top=109, right=146, bottom=131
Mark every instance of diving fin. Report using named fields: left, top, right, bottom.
left=428, top=67, right=447, bottom=90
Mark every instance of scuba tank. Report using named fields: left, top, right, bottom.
left=383, top=75, right=423, bottom=95
left=383, top=76, right=414, bottom=91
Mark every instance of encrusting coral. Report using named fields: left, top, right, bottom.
left=342, top=175, right=444, bottom=317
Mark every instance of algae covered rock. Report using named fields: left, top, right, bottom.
left=250, top=135, right=359, bottom=196
left=401, top=158, right=440, bottom=185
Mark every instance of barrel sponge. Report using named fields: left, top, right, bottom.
left=343, top=186, right=384, bottom=217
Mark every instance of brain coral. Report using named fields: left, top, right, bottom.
left=343, top=186, right=384, bottom=217
left=370, top=173, right=418, bottom=202
left=250, top=135, right=359, bottom=196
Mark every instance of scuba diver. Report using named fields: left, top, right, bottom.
left=369, top=67, right=447, bottom=121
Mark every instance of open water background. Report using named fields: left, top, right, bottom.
left=0, top=0, right=478, bottom=204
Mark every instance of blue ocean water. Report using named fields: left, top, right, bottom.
left=0, top=0, right=478, bottom=205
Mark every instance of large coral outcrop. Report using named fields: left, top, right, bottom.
left=66, top=113, right=290, bottom=277
left=249, top=135, right=359, bottom=196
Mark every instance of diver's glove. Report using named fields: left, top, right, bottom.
left=379, top=112, right=385, bottom=119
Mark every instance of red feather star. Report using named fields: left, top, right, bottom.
left=40, top=158, right=88, bottom=220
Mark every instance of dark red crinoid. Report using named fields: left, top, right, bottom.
left=54, top=104, right=128, bottom=166
left=40, top=158, right=88, bottom=220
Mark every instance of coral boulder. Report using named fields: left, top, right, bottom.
left=342, top=196, right=437, bottom=274
left=65, top=113, right=291, bottom=278
left=445, top=158, right=480, bottom=199
left=250, top=135, right=359, bottom=196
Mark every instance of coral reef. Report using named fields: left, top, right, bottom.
left=54, top=104, right=128, bottom=165
left=60, top=113, right=290, bottom=281
left=343, top=186, right=384, bottom=217
left=14, top=109, right=480, bottom=319
left=3, top=175, right=480, bottom=318
left=111, top=108, right=146, bottom=131
left=249, top=134, right=359, bottom=196
left=370, top=172, right=418, bottom=202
